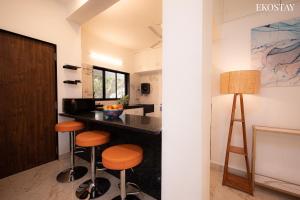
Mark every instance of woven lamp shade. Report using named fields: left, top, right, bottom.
left=220, top=70, right=260, bottom=94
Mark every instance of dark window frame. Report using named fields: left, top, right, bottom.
left=92, top=66, right=129, bottom=101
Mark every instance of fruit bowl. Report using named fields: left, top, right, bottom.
left=103, top=104, right=124, bottom=119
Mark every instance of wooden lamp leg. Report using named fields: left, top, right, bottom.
left=223, top=93, right=238, bottom=183
left=222, top=93, right=253, bottom=195
left=240, top=94, right=252, bottom=184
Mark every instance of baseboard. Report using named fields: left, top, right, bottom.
left=210, top=161, right=247, bottom=177
left=58, top=152, right=70, bottom=160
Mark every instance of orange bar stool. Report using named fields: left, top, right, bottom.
left=55, top=121, right=88, bottom=183
left=75, top=130, right=111, bottom=199
left=102, top=144, right=143, bottom=200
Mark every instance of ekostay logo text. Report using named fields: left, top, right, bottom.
left=256, top=3, right=295, bottom=12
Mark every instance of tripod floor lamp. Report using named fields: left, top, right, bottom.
left=220, top=70, right=260, bottom=195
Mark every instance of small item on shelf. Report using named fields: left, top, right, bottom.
left=103, top=104, right=124, bottom=119
left=63, top=80, right=81, bottom=84
left=63, top=65, right=81, bottom=70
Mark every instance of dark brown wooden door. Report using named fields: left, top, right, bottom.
left=0, top=30, right=57, bottom=179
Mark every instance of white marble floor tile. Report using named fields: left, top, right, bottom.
left=210, top=167, right=299, bottom=200
left=1, top=156, right=297, bottom=200
left=0, top=154, right=156, bottom=200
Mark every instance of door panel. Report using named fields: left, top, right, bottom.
left=0, top=30, right=57, bottom=179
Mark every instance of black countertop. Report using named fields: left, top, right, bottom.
left=59, top=111, right=161, bottom=135
left=96, top=104, right=155, bottom=115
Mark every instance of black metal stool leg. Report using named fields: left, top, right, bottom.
left=76, top=146, right=110, bottom=199
left=57, top=131, right=88, bottom=183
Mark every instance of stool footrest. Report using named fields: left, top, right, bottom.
left=117, top=182, right=141, bottom=196
left=126, top=182, right=141, bottom=195
left=96, top=167, right=107, bottom=172
left=112, top=194, right=141, bottom=200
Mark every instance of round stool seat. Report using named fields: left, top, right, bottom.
left=76, top=130, right=110, bottom=147
left=102, top=144, right=143, bottom=170
left=55, top=121, right=84, bottom=132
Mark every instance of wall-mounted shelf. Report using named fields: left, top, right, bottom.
left=63, top=80, right=81, bottom=85
left=63, top=65, right=81, bottom=70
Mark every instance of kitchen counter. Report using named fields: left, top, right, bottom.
left=59, top=111, right=161, bottom=135
left=62, top=98, right=155, bottom=116
left=124, top=104, right=154, bottom=115
left=59, top=111, right=161, bottom=199
left=96, top=104, right=155, bottom=116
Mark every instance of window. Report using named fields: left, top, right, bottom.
left=93, top=66, right=129, bottom=100
left=93, top=69, right=103, bottom=98
left=117, top=73, right=125, bottom=98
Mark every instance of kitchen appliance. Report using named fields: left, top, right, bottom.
left=63, top=98, right=95, bottom=114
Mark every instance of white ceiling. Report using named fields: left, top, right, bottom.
left=82, top=0, right=162, bottom=51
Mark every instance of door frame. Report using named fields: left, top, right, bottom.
left=0, top=28, right=58, bottom=159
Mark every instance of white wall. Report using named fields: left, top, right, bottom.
left=81, top=29, right=134, bottom=72
left=0, top=0, right=82, bottom=155
left=132, top=71, right=162, bottom=117
left=131, top=48, right=162, bottom=117
left=132, top=48, right=162, bottom=72
left=163, top=0, right=211, bottom=199
left=211, top=1, right=300, bottom=184
left=222, top=0, right=298, bottom=23
left=59, top=0, right=89, bottom=15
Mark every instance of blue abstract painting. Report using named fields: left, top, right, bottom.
left=251, top=17, right=300, bottom=87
